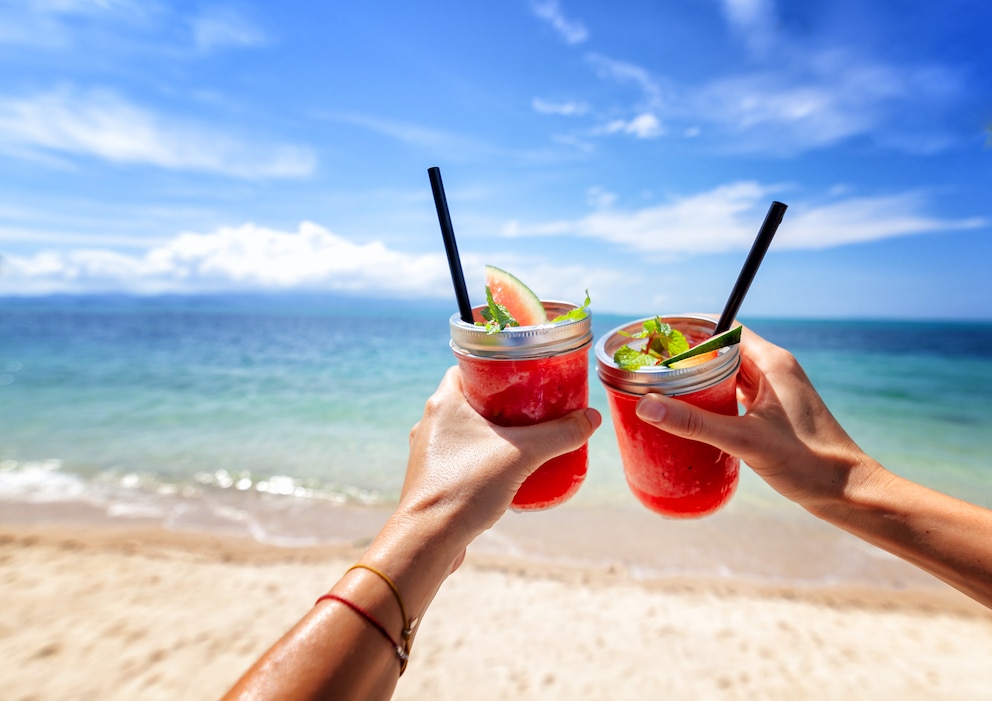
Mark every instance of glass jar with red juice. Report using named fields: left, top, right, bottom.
left=450, top=301, right=592, bottom=511
left=595, top=315, right=741, bottom=518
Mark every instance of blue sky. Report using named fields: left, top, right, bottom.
left=0, top=0, right=990, bottom=319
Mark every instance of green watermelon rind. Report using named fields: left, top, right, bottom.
left=659, top=325, right=743, bottom=367
left=484, top=265, right=548, bottom=326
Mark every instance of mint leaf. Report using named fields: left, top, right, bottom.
left=550, top=290, right=592, bottom=323
left=613, top=344, right=660, bottom=369
left=647, top=323, right=689, bottom=358
left=612, top=316, right=690, bottom=369
left=478, top=285, right=519, bottom=334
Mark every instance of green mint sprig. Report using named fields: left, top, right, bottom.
left=613, top=317, right=690, bottom=369
left=478, top=285, right=519, bottom=334
left=550, top=290, right=591, bottom=323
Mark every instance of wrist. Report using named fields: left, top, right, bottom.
left=351, top=506, right=468, bottom=626
left=802, top=452, right=897, bottom=524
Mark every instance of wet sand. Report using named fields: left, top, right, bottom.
left=2, top=508, right=991, bottom=701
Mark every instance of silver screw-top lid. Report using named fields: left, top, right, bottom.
left=449, top=301, right=593, bottom=359
left=595, top=314, right=741, bottom=396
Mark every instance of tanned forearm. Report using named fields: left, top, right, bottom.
left=222, top=510, right=464, bottom=701
left=808, top=457, right=992, bottom=608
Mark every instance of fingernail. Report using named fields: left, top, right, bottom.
left=635, top=396, right=666, bottom=423
left=584, top=407, right=602, bottom=429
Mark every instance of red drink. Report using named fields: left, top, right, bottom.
left=596, top=315, right=741, bottom=518
left=450, top=301, right=592, bottom=511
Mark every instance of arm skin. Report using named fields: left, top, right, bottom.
left=634, top=326, right=992, bottom=609
left=221, top=366, right=602, bottom=701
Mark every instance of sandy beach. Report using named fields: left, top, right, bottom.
left=3, top=510, right=991, bottom=701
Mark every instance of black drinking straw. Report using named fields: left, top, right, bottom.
left=714, top=201, right=788, bottom=335
left=428, top=166, right=474, bottom=323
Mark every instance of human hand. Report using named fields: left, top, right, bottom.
left=396, top=366, right=601, bottom=548
left=633, top=327, right=868, bottom=510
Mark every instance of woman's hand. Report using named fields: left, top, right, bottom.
left=222, top=367, right=602, bottom=701
left=633, top=326, right=992, bottom=608
left=397, top=365, right=602, bottom=546
left=634, top=327, right=867, bottom=509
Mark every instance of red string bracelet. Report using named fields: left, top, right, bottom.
left=345, top=563, right=417, bottom=674
left=315, top=594, right=408, bottom=670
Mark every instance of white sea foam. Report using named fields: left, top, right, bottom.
left=0, top=459, right=92, bottom=503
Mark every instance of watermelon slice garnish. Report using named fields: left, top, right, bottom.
left=484, top=265, right=548, bottom=327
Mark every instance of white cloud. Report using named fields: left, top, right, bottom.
left=596, top=113, right=663, bottom=139
left=581, top=54, right=666, bottom=140
left=0, top=221, right=645, bottom=313
left=530, top=0, right=588, bottom=45
left=532, top=98, right=589, bottom=116
left=1, top=222, right=456, bottom=295
left=500, top=182, right=987, bottom=254
left=586, top=186, right=617, bottom=209
left=192, top=6, right=267, bottom=52
left=0, top=87, right=315, bottom=178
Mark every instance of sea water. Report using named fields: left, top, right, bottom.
left=2, top=295, right=991, bottom=581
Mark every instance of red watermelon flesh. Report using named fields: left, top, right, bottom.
left=485, top=265, right=549, bottom=326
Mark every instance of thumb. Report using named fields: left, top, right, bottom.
left=502, top=407, right=603, bottom=466
left=635, top=393, right=739, bottom=455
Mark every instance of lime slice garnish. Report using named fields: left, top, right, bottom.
left=659, top=325, right=742, bottom=367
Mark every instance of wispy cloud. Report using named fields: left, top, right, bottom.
left=719, top=0, right=776, bottom=55
left=0, top=87, right=315, bottom=178
left=502, top=182, right=987, bottom=254
left=27, top=0, right=141, bottom=12
left=594, top=113, right=663, bottom=139
left=587, top=54, right=664, bottom=109
left=783, top=195, right=987, bottom=249
left=532, top=98, right=589, bottom=116
left=326, top=112, right=474, bottom=151
left=322, top=112, right=578, bottom=166
left=530, top=0, right=588, bottom=45
left=0, top=0, right=154, bottom=48
left=191, top=6, right=268, bottom=52
left=580, top=54, right=665, bottom=140
left=545, top=15, right=968, bottom=155
left=687, top=51, right=965, bottom=155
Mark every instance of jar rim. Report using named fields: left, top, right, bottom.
left=449, top=300, right=593, bottom=359
left=594, top=314, right=740, bottom=396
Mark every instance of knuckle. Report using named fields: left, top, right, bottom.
left=422, top=393, right=444, bottom=417
left=680, top=406, right=706, bottom=439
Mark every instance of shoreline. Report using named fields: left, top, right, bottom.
left=3, top=521, right=991, bottom=701
left=2, top=493, right=984, bottom=601
left=3, top=519, right=987, bottom=617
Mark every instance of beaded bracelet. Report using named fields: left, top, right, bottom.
left=315, top=594, right=408, bottom=669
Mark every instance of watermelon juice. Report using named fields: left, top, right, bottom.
left=595, top=315, right=741, bottom=519
left=449, top=301, right=592, bottom=511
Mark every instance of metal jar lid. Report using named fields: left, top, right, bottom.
left=595, top=314, right=741, bottom=396
left=449, top=301, right=593, bottom=359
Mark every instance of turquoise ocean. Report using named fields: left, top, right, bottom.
left=2, top=294, right=991, bottom=588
